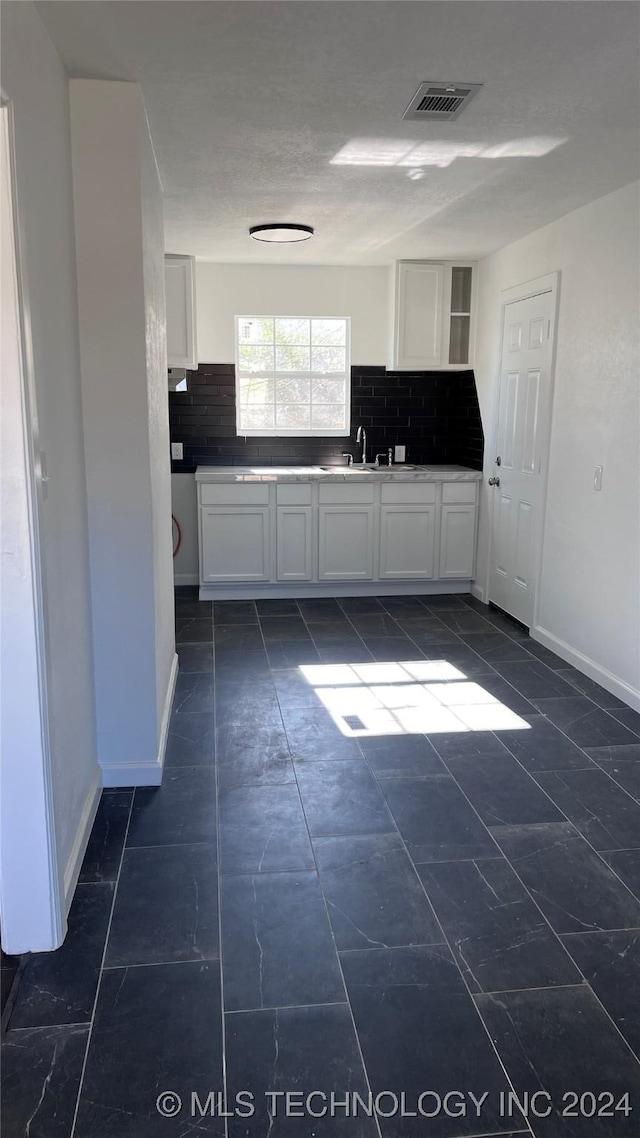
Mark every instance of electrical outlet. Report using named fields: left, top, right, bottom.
left=394, top=445, right=406, bottom=462
left=593, top=465, right=603, bottom=491
left=171, top=442, right=183, bottom=461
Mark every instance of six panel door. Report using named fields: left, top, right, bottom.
left=489, top=288, right=555, bottom=626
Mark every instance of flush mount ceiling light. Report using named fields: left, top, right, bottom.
left=249, top=223, right=314, bottom=243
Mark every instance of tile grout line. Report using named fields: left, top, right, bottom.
left=293, top=592, right=640, bottom=1075
left=422, top=734, right=640, bottom=1070
left=248, top=609, right=386, bottom=1138
left=351, top=743, right=537, bottom=1138
left=212, top=595, right=640, bottom=1086
left=297, top=602, right=376, bottom=665
left=215, top=597, right=640, bottom=911
left=511, top=710, right=640, bottom=811
left=210, top=604, right=230, bottom=1138
left=68, top=787, right=135, bottom=1138
left=492, top=728, right=640, bottom=911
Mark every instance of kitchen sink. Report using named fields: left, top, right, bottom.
left=318, top=464, right=417, bottom=474
left=319, top=465, right=374, bottom=474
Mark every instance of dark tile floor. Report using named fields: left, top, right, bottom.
left=3, top=590, right=640, bottom=1137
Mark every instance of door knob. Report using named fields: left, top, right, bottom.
left=488, top=476, right=500, bottom=487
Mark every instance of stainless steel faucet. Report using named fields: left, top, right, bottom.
left=356, top=425, right=367, bottom=465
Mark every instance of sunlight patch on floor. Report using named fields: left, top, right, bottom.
left=299, top=660, right=530, bottom=737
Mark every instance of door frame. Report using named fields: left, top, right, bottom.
left=0, top=98, right=66, bottom=952
left=485, top=271, right=560, bottom=631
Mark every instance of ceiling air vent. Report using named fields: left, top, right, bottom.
left=403, top=82, right=482, bottom=122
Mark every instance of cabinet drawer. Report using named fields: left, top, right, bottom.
left=276, top=483, right=312, bottom=506
left=200, top=483, right=270, bottom=506
left=381, top=482, right=436, bottom=505
left=442, top=481, right=477, bottom=504
left=319, top=483, right=375, bottom=505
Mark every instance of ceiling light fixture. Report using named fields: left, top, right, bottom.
left=249, top=223, right=314, bottom=243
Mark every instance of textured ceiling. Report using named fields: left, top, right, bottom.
left=37, top=1, right=640, bottom=264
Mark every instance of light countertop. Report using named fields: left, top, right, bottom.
left=195, top=464, right=482, bottom=483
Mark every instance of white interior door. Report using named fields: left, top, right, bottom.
left=489, top=285, right=556, bottom=627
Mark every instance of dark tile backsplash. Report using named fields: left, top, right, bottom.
left=169, top=364, right=484, bottom=473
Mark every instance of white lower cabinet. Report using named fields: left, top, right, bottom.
left=197, top=475, right=479, bottom=593
left=200, top=507, right=270, bottom=582
left=276, top=507, right=313, bottom=581
left=318, top=507, right=375, bottom=581
left=439, top=504, right=477, bottom=579
left=379, top=505, right=436, bottom=579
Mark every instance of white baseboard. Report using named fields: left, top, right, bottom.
left=101, top=760, right=164, bottom=788
left=157, top=651, right=179, bottom=769
left=532, top=625, right=640, bottom=713
left=100, top=652, right=179, bottom=788
left=470, top=583, right=487, bottom=604
left=174, top=571, right=198, bottom=586
left=63, top=767, right=102, bottom=912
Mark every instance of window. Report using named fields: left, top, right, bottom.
left=235, top=316, right=350, bottom=435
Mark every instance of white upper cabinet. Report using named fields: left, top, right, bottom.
left=392, top=261, right=444, bottom=370
left=389, top=260, right=476, bottom=371
left=165, top=254, right=198, bottom=369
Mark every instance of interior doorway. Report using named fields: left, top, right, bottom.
left=488, top=273, right=559, bottom=628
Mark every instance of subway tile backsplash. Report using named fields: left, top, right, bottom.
left=169, top=364, right=484, bottom=472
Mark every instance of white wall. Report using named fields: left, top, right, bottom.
left=196, top=262, right=389, bottom=363
left=140, top=97, right=177, bottom=738
left=474, top=181, right=640, bottom=705
left=70, top=79, right=176, bottom=786
left=0, top=1, right=101, bottom=947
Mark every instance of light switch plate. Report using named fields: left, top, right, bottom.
left=171, top=442, right=184, bottom=461
left=394, top=445, right=406, bottom=462
left=593, top=465, right=603, bottom=491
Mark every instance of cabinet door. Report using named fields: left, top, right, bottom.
left=439, top=505, right=477, bottom=578
left=200, top=508, right=270, bottom=582
left=276, top=507, right=312, bottom=582
left=318, top=507, right=374, bottom=581
left=165, top=255, right=197, bottom=368
left=378, top=506, right=435, bottom=579
left=393, top=261, right=444, bottom=370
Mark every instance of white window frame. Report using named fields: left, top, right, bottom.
left=234, top=315, right=351, bottom=437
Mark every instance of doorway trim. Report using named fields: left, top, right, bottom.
left=0, top=98, right=66, bottom=952
left=484, top=270, right=560, bottom=632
